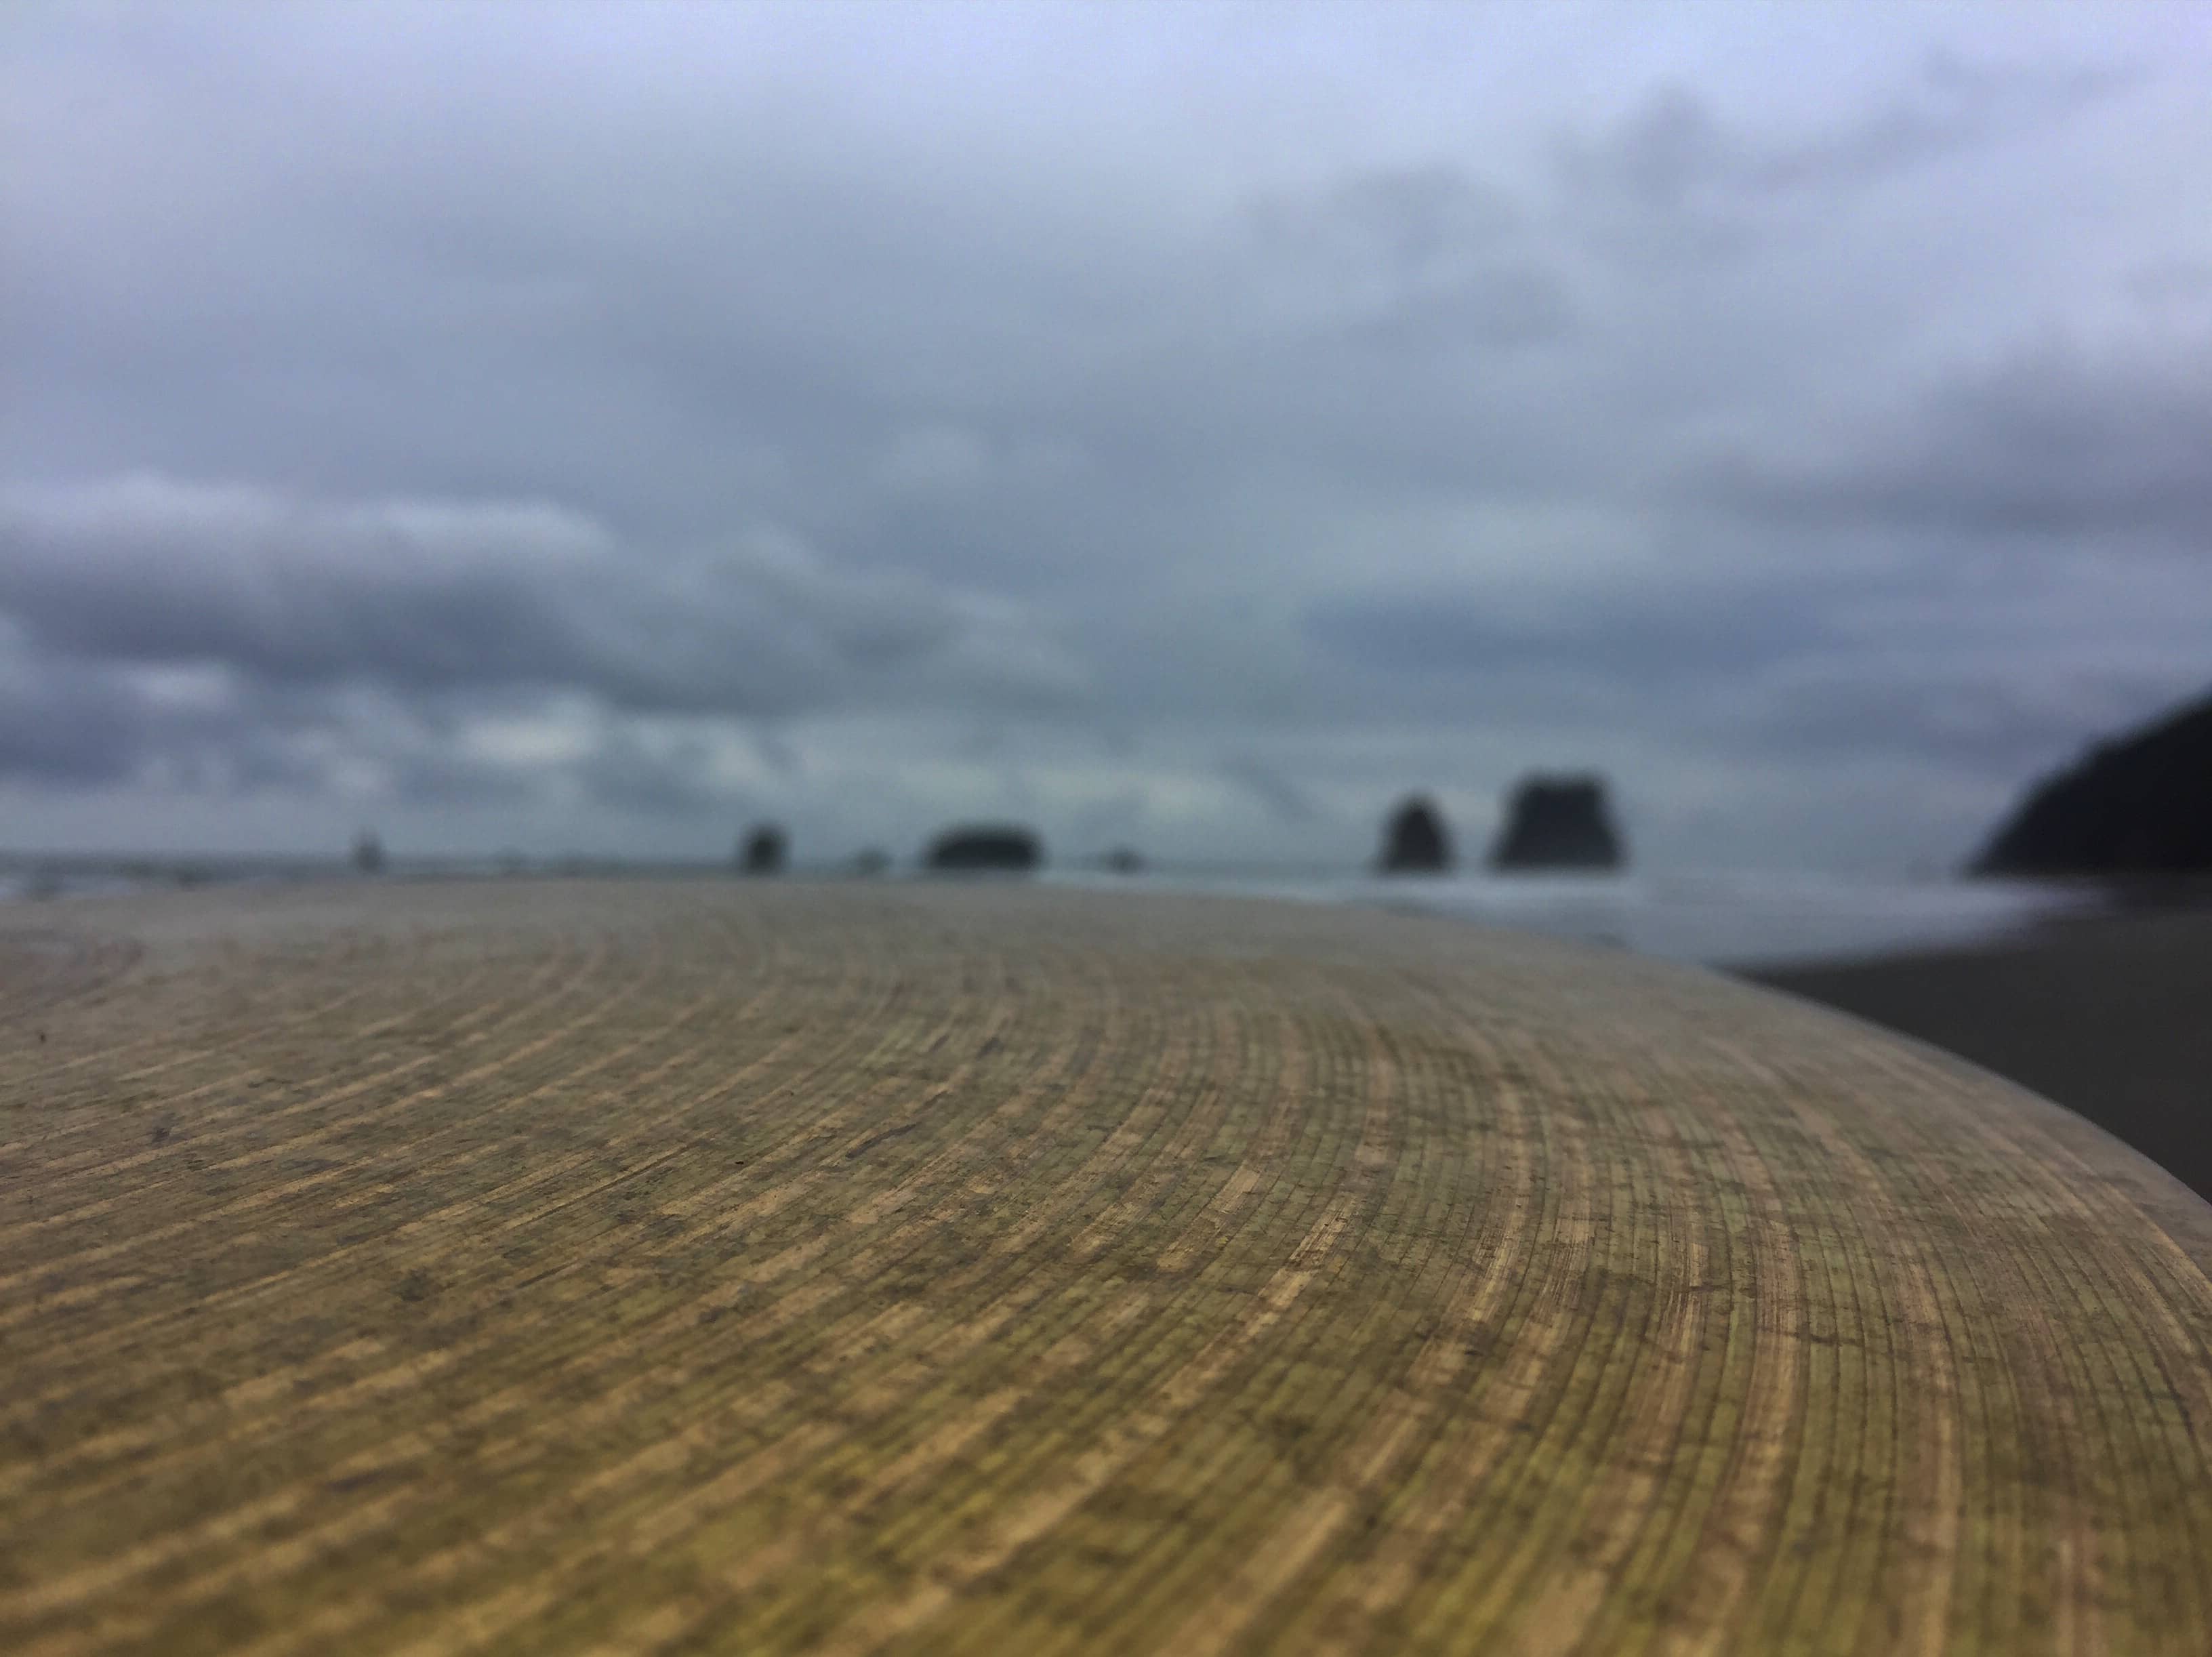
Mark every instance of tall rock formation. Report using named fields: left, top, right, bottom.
left=352, top=830, right=386, bottom=876
left=1378, top=796, right=1453, bottom=874
left=1489, top=775, right=1624, bottom=872
left=738, top=824, right=787, bottom=876
left=1973, top=689, right=2212, bottom=876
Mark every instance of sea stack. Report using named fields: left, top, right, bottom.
left=352, top=830, right=386, bottom=876
left=1973, top=688, right=2212, bottom=876
left=738, top=824, right=787, bottom=876
left=1378, top=796, right=1452, bottom=874
left=926, top=825, right=1042, bottom=872
left=1490, top=775, right=1624, bottom=871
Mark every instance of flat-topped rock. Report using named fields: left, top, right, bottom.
left=924, top=823, right=1042, bottom=872
left=1490, top=773, right=1626, bottom=870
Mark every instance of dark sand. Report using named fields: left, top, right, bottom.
left=1751, top=905, right=2212, bottom=1202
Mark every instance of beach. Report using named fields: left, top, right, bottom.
left=1752, top=903, right=2212, bottom=1202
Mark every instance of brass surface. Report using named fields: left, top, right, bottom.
left=3, top=881, right=2207, bottom=1654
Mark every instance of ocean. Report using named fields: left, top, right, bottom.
left=3, top=856, right=2101, bottom=970
left=1042, top=866, right=2100, bottom=968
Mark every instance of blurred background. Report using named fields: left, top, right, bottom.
left=3, top=4, right=2207, bottom=985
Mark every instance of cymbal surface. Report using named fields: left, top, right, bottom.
left=2, top=880, right=2207, bottom=1655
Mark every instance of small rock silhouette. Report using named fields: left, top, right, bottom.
left=737, top=824, right=787, bottom=876
left=352, top=830, right=386, bottom=876
left=1378, top=796, right=1452, bottom=874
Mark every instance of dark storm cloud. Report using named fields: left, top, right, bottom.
left=0, top=659, right=148, bottom=787
left=0, top=652, right=335, bottom=794
left=0, top=478, right=1084, bottom=718
left=0, top=486, right=611, bottom=695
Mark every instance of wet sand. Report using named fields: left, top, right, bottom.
left=1750, top=904, right=2212, bottom=1201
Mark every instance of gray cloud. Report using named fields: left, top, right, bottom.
left=1305, top=584, right=1838, bottom=690
left=384, top=747, right=540, bottom=810
left=569, top=731, right=737, bottom=820
left=0, top=651, right=337, bottom=795
left=0, top=658, right=150, bottom=787
left=1243, top=165, right=1576, bottom=350
left=1219, top=755, right=1322, bottom=825
left=1563, top=52, right=2135, bottom=212
left=0, top=477, right=1086, bottom=718
left=751, top=727, right=802, bottom=777
left=1, top=6, right=2205, bottom=867
left=1714, top=670, right=2180, bottom=779
left=1689, top=335, right=2212, bottom=541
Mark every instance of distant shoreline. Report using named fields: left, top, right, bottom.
left=1, top=855, right=2120, bottom=969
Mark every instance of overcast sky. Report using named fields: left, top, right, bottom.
left=5, top=2, right=2209, bottom=870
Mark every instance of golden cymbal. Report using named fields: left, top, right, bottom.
left=3, top=882, right=2207, bottom=1654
